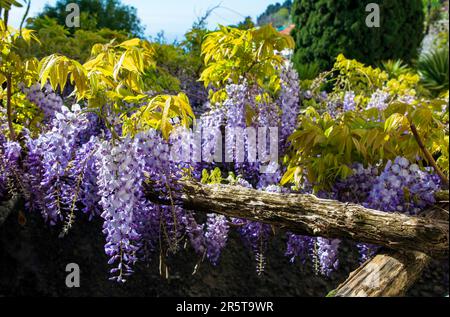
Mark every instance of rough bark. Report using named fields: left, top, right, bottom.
left=333, top=200, right=448, bottom=297
left=332, top=250, right=430, bottom=297
left=162, top=182, right=449, bottom=258
left=2, top=181, right=449, bottom=258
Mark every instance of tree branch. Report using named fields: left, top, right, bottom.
left=332, top=200, right=448, bottom=297
left=19, top=0, right=31, bottom=36
left=410, top=123, right=449, bottom=188
left=148, top=181, right=449, bottom=258
left=332, top=250, right=431, bottom=297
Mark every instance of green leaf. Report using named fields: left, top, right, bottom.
left=384, top=113, right=407, bottom=132
left=280, top=167, right=296, bottom=186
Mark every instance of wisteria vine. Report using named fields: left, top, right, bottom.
left=0, top=57, right=445, bottom=283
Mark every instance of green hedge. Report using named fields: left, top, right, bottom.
left=291, top=0, right=425, bottom=71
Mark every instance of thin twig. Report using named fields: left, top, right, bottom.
left=3, top=9, right=9, bottom=27
left=19, top=0, right=31, bottom=36
left=6, top=74, right=16, bottom=141
left=410, top=123, right=449, bottom=188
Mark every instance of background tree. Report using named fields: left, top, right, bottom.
left=32, top=0, right=145, bottom=37
left=291, top=0, right=425, bottom=71
left=19, top=16, right=129, bottom=61
left=257, top=0, right=293, bottom=28
left=235, top=16, right=255, bottom=30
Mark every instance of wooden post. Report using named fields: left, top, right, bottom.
left=332, top=196, right=448, bottom=297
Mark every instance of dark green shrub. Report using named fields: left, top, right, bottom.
left=34, top=0, right=145, bottom=37
left=293, top=60, right=320, bottom=80
left=418, top=47, right=449, bottom=96
left=380, top=59, right=412, bottom=78
left=291, top=0, right=425, bottom=71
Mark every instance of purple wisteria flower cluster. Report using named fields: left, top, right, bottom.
left=343, top=91, right=356, bottom=112
left=285, top=155, right=442, bottom=273
left=234, top=218, right=272, bottom=275
left=1, top=51, right=445, bottom=285
left=0, top=138, right=21, bottom=200
left=0, top=134, right=6, bottom=200
left=279, top=61, right=301, bottom=153
left=199, top=62, right=301, bottom=273
left=316, top=238, right=341, bottom=276
left=94, top=129, right=197, bottom=280
left=204, top=213, right=230, bottom=265
left=69, top=137, right=102, bottom=220
left=21, top=83, right=64, bottom=123
left=95, top=138, right=143, bottom=282
left=25, top=105, right=93, bottom=225
left=366, top=89, right=390, bottom=111
left=332, top=163, right=379, bottom=204
left=365, top=157, right=441, bottom=215
left=337, top=157, right=439, bottom=265
left=285, top=234, right=313, bottom=264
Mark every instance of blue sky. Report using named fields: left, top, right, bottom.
left=9, top=0, right=280, bottom=41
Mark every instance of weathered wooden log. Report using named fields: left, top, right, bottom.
left=332, top=199, right=448, bottom=297
left=332, top=250, right=430, bottom=297
left=152, top=182, right=449, bottom=257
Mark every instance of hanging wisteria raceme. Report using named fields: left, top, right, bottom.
left=21, top=83, right=64, bottom=123
left=204, top=213, right=230, bottom=265
left=26, top=105, right=93, bottom=225
left=3, top=141, right=21, bottom=178
left=279, top=60, right=301, bottom=151
left=224, top=81, right=249, bottom=170
left=316, top=237, right=341, bottom=277
left=94, top=127, right=197, bottom=281
left=0, top=134, right=6, bottom=200
left=343, top=91, right=356, bottom=112
left=133, top=130, right=168, bottom=256
left=182, top=211, right=206, bottom=256
left=0, top=139, right=22, bottom=200
left=22, top=136, right=46, bottom=213
left=285, top=233, right=313, bottom=264
left=137, top=130, right=187, bottom=253
left=95, top=138, right=143, bottom=283
left=188, top=106, right=226, bottom=180
left=67, top=136, right=102, bottom=221
left=306, top=190, right=344, bottom=276
left=227, top=82, right=264, bottom=181
left=366, top=89, right=390, bottom=111
left=224, top=177, right=270, bottom=274
left=254, top=93, right=280, bottom=183
left=235, top=219, right=272, bottom=275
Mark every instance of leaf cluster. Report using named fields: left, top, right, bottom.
left=282, top=94, right=449, bottom=191
left=200, top=24, right=294, bottom=103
